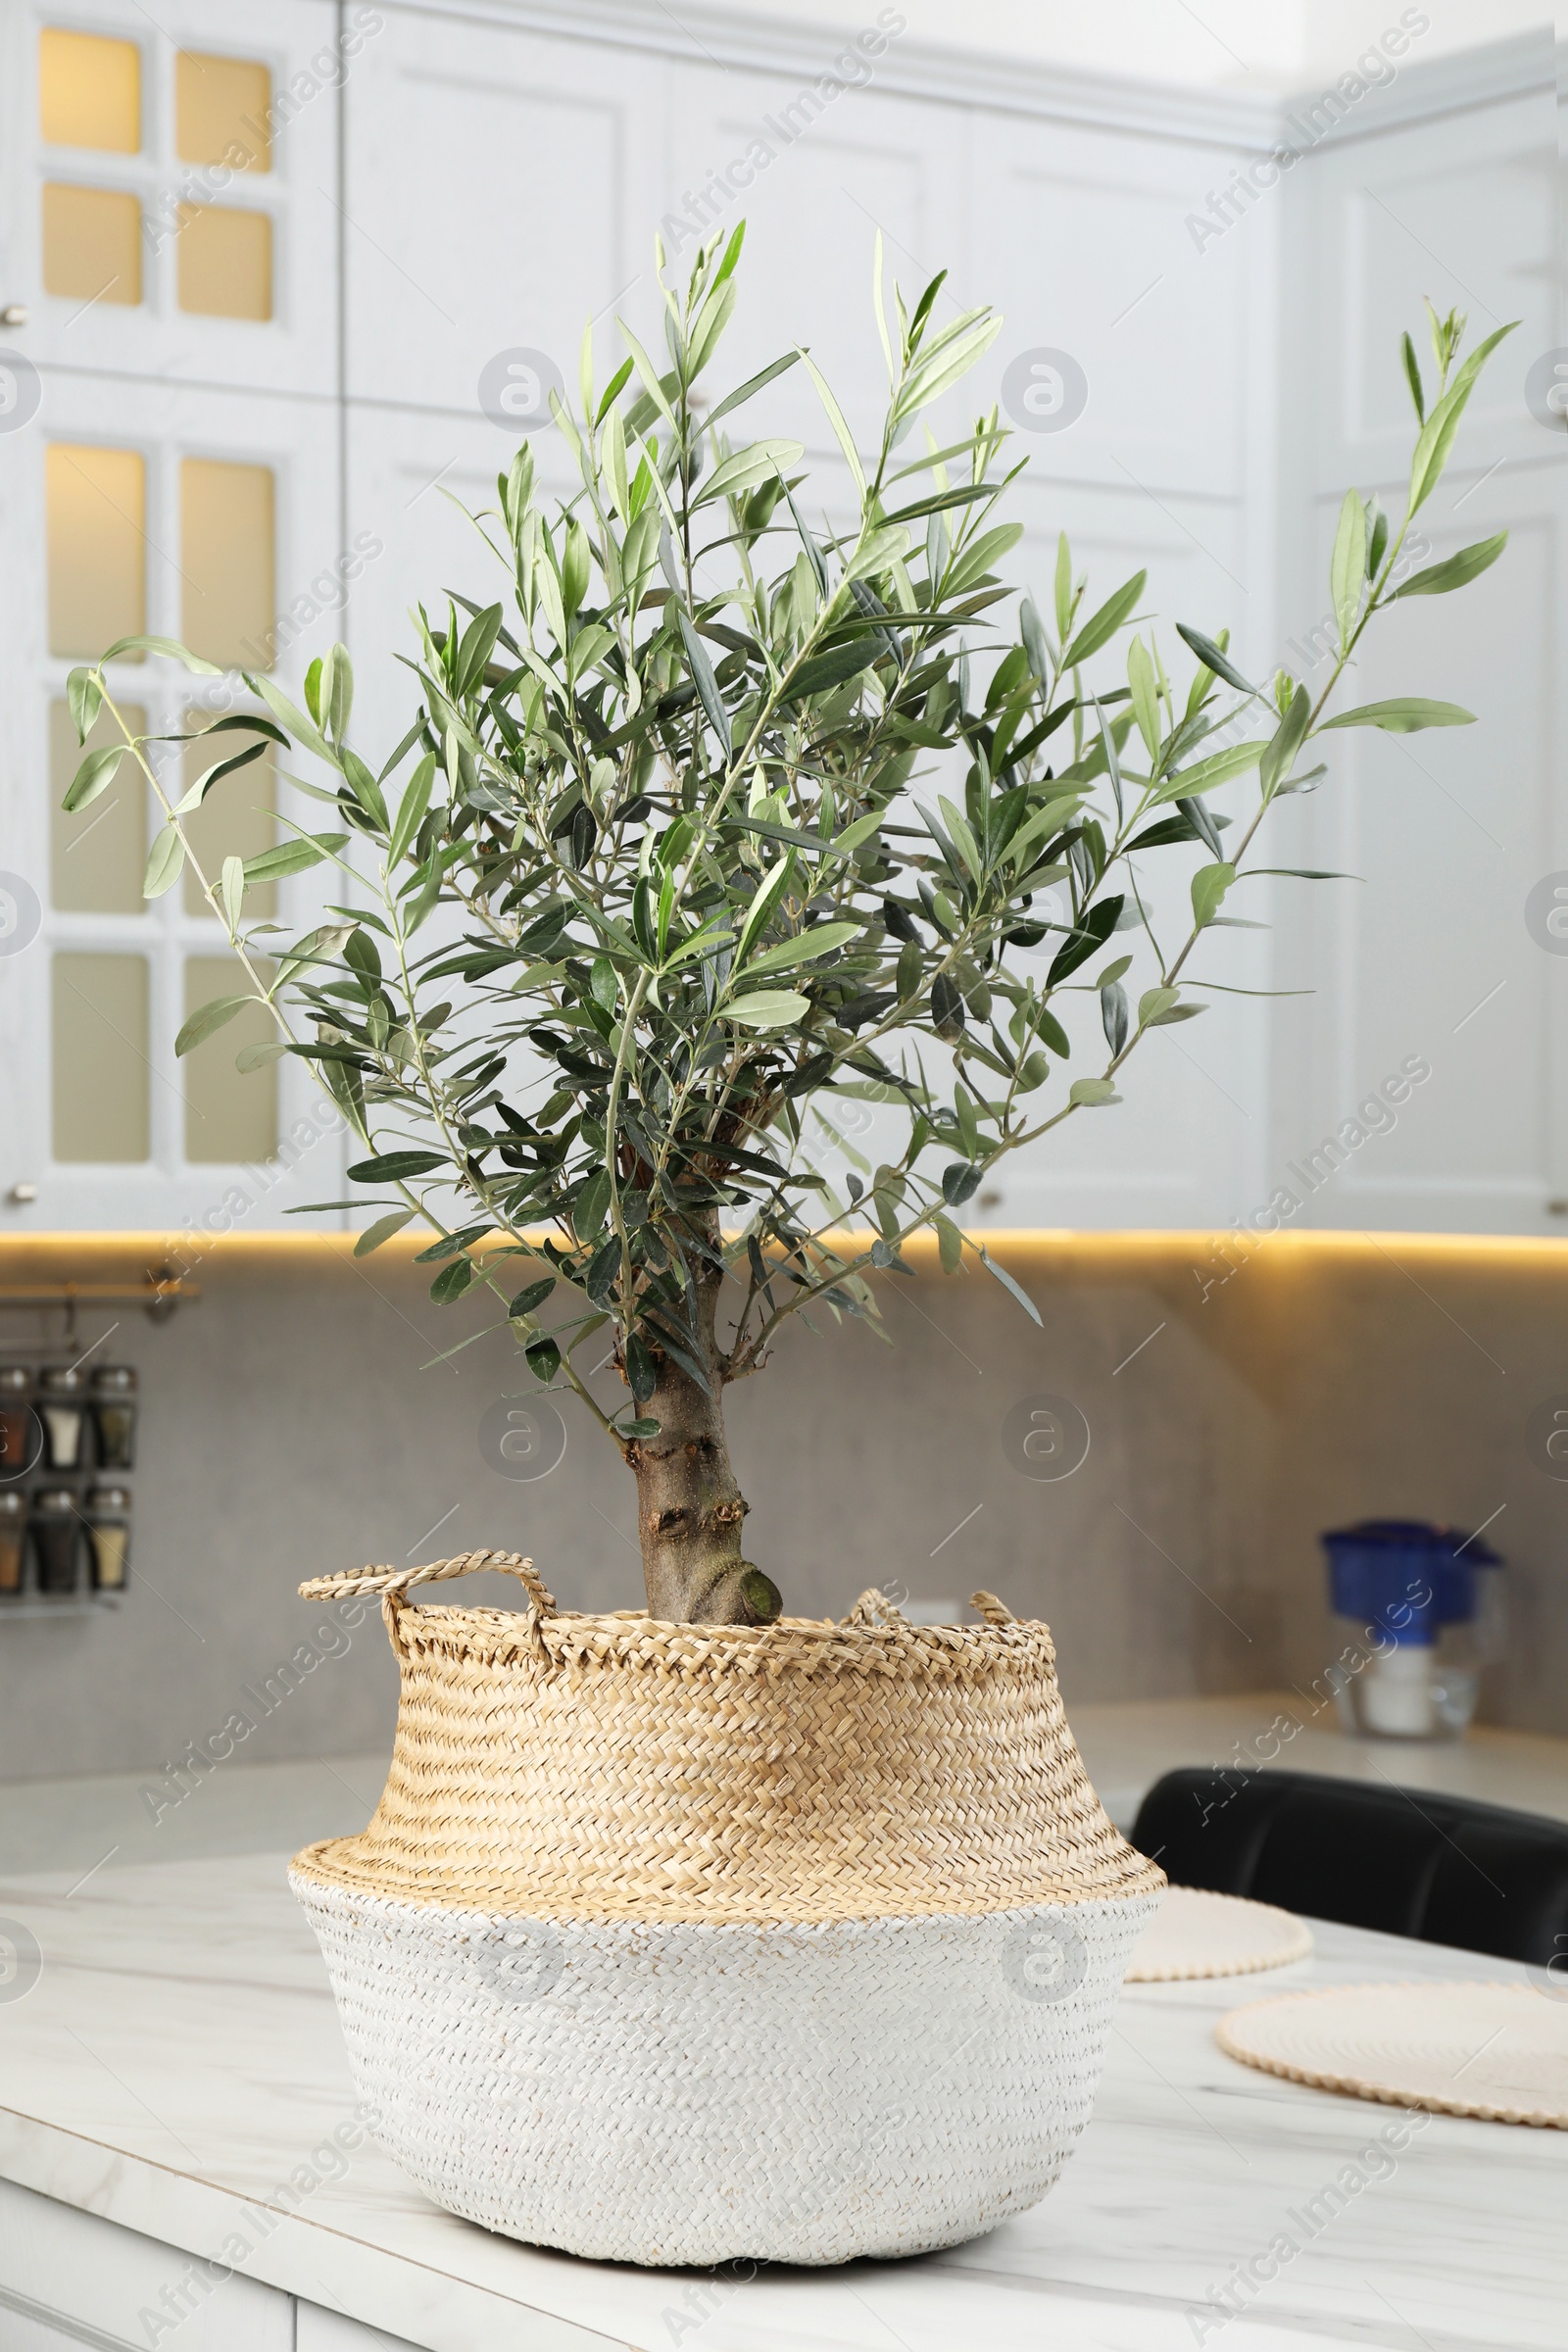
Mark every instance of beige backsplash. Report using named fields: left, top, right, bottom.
left=0, top=1232, right=1561, bottom=1782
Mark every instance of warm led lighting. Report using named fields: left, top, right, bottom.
left=5, top=1230, right=1568, bottom=1271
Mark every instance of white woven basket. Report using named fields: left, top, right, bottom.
left=291, top=1554, right=1163, bottom=2266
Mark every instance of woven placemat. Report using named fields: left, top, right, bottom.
left=1125, top=1886, right=1312, bottom=1982
left=1216, top=1981, right=1568, bottom=2127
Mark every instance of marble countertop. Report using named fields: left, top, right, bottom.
left=0, top=1847, right=1563, bottom=2352
left=1066, top=1689, right=1568, bottom=1834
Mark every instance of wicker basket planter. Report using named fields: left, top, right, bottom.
left=291, top=1552, right=1163, bottom=2268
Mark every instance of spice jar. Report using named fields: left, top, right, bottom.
left=37, top=1367, right=90, bottom=1472
left=0, top=1492, right=24, bottom=1596
left=92, top=1366, right=137, bottom=1471
left=84, top=1484, right=130, bottom=1592
left=0, top=1367, right=37, bottom=1482
left=29, top=1489, right=82, bottom=1595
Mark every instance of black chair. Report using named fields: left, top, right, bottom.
left=1129, top=1765, right=1568, bottom=1968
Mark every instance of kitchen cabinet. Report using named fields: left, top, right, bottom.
left=0, top=0, right=352, bottom=1233
left=0, top=0, right=342, bottom=401
left=1268, top=61, right=1568, bottom=1234
left=0, top=1, right=1559, bottom=1232
left=0, top=2177, right=423, bottom=2348
left=1, top=2177, right=294, bottom=2349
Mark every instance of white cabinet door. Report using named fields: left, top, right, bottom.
left=340, top=395, right=575, bottom=766
left=1296, top=89, right=1557, bottom=497
left=343, top=10, right=667, bottom=417
left=1269, top=74, right=1566, bottom=1232
left=0, top=0, right=355, bottom=1236
left=338, top=40, right=1276, bottom=1233
left=960, top=109, right=1274, bottom=1226
left=1267, top=460, right=1568, bottom=1232
left=0, top=370, right=348, bottom=1232
left=966, top=110, right=1268, bottom=507
left=973, top=480, right=1272, bottom=1233
left=662, top=58, right=969, bottom=456
left=0, top=0, right=344, bottom=401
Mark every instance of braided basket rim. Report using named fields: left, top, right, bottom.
left=389, top=1601, right=1057, bottom=1680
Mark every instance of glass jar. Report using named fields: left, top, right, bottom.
left=29, top=1488, right=82, bottom=1595
left=0, top=1366, right=39, bottom=1483
left=0, top=1491, right=24, bottom=1596
left=91, top=1366, right=137, bottom=1471
left=37, top=1366, right=90, bottom=1472
left=84, top=1484, right=130, bottom=1592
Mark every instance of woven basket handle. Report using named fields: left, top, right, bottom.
left=969, top=1590, right=1015, bottom=1625
left=298, top=1549, right=556, bottom=1612
left=844, top=1587, right=908, bottom=1627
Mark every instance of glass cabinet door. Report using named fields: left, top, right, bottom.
left=0, top=3, right=352, bottom=1232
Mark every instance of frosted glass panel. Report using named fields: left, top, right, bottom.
left=183, top=956, right=276, bottom=1163
left=175, top=52, right=271, bottom=172
left=52, top=954, right=149, bottom=1163
left=180, top=460, right=274, bottom=670
left=40, top=29, right=140, bottom=153
left=50, top=699, right=147, bottom=914
left=47, top=444, right=145, bottom=659
left=42, top=184, right=142, bottom=305
left=175, top=206, right=272, bottom=320
left=181, top=720, right=276, bottom=917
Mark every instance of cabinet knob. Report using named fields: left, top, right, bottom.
left=0, top=306, right=27, bottom=329
left=6, top=1183, right=37, bottom=1204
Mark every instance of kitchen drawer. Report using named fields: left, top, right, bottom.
left=298, top=2306, right=424, bottom=2350
left=0, top=2178, right=291, bottom=2350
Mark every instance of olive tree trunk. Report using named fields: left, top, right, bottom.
left=623, top=1261, right=779, bottom=1625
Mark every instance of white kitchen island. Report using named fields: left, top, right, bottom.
left=1, top=1838, right=1563, bottom=2352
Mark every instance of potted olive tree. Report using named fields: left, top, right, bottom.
left=67, top=236, right=1508, bottom=2268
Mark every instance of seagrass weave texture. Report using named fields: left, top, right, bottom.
left=293, top=1550, right=1164, bottom=1925
left=291, top=1883, right=1155, bottom=2265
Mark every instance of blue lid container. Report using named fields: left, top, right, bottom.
left=1320, top=1520, right=1501, bottom=1645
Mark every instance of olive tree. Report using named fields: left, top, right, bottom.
left=66, top=234, right=1510, bottom=1623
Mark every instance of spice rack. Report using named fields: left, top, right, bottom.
left=0, top=1275, right=181, bottom=1612
left=0, top=1361, right=136, bottom=1606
